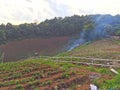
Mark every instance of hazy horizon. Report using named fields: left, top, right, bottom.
left=0, top=0, right=120, bottom=24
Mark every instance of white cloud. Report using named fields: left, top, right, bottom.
left=0, top=0, right=120, bottom=24
left=58, top=0, right=120, bottom=15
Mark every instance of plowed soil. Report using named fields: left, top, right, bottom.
left=0, top=36, right=70, bottom=62
left=0, top=64, right=100, bottom=90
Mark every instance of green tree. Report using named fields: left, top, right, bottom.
left=0, top=30, right=6, bottom=44
left=0, top=50, right=4, bottom=63
left=116, top=30, right=120, bottom=36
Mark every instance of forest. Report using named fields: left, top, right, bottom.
left=0, top=15, right=94, bottom=45
left=0, top=14, right=120, bottom=45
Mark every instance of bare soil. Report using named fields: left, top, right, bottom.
left=0, top=36, right=70, bottom=62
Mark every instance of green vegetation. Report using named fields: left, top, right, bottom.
left=62, top=72, right=70, bottom=79
left=112, top=38, right=120, bottom=44
left=27, top=80, right=40, bottom=87
left=41, top=80, right=52, bottom=86
left=0, top=58, right=117, bottom=89
left=0, top=38, right=120, bottom=90
left=86, top=66, right=112, bottom=74
left=0, top=76, right=36, bottom=87
left=0, top=30, right=6, bottom=44
left=58, top=39, right=120, bottom=59
left=0, top=15, right=94, bottom=45
left=14, top=84, right=24, bottom=90
left=11, top=73, right=23, bottom=79
left=0, top=50, right=4, bottom=63
left=94, top=74, right=120, bottom=89
left=0, top=13, right=120, bottom=90
left=84, top=23, right=94, bottom=31
left=115, top=29, right=120, bottom=36
left=0, top=14, right=120, bottom=46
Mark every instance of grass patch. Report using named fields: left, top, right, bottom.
left=95, top=74, right=120, bottom=89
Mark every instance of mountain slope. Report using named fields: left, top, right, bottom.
left=59, top=38, right=120, bottom=59
left=0, top=38, right=120, bottom=90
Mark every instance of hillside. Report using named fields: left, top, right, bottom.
left=0, top=0, right=120, bottom=89
left=0, top=14, right=120, bottom=89
left=59, top=38, right=120, bottom=59
left=0, top=36, right=70, bottom=62
left=0, top=14, right=120, bottom=62
left=0, top=38, right=120, bottom=90
left=0, top=58, right=116, bottom=90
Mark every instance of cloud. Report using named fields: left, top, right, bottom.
left=79, top=9, right=94, bottom=15
left=26, top=0, right=32, bottom=3
left=27, top=7, right=34, bottom=13
left=46, top=0, right=71, bottom=17
left=0, top=0, right=120, bottom=24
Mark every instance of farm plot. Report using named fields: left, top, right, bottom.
left=0, top=60, right=93, bottom=90
left=59, top=39, right=120, bottom=59
left=0, top=59, right=115, bottom=90
left=0, top=36, right=70, bottom=62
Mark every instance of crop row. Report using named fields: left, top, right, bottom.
left=0, top=69, right=64, bottom=88
left=0, top=65, right=51, bottom=81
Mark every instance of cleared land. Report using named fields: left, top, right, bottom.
left=0, top=36, right=70, bottom=62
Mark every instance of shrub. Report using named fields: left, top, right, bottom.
left=27, top=82, right=34, bottom=87
left=33, top=72, right=42, bottom=79
left=14, top=84, right=24, bottom=90
left=12, top=73, right=22, bottom=79
left=0, top=82, right=3, bottom=87
left=62, top=72, right=70, bottom=79
left=24, top=68, right=31, bottom=73
left=32, top=80, right=40, bottom=85
left=41, top=80, right=52, bottom=86
left=27, top=80, right=40, bottom=87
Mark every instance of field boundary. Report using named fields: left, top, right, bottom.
left=40, top=56, right=120, bottom=68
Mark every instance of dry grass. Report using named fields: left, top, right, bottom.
left=60, top=38, right=120, bottom=59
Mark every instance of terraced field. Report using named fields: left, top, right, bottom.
left=59, top=38, right=120, bottom=59
left=0, top=59, right=114, bottom=90
left=0, top=38, right=120, bottom=90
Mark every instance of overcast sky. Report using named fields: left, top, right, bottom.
left=0, top=0, right=120, bottom=24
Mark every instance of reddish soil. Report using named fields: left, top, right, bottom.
left=0, top=62, right=114, bottom=90
left=0, top=64, right=95, bottom=90
left=0, top=36, right=70, bottom=62
left=97, top=74, right=113, bottom=84
left=76, top=84, right=90, bottom=90
left=0, top=65, right=50, bottom=79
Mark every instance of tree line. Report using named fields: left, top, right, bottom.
left=0, top=14, right=120, bottom=45
left=0, top=15, right=94, bottom=45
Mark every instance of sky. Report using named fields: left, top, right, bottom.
left=0, top=0, right=120, bottom=24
